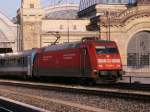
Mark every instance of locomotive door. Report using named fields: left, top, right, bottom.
left=81, top=48, right=87, bottom=75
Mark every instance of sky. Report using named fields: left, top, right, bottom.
left=0, top=0, right=80, bottom=18
left=0, top=0, right=20, bottom=18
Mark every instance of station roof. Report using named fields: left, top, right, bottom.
left=45, top=4, right=79, bottom=19
left=79, top=0, right=136, bottom=11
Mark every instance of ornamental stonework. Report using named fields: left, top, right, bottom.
left=98, top=5, right=150, bottom=65
left=100, top=5, right=150, bottom=28
left=137, top=0, right=150, bottom=4
left=22, top=22, right=41, bottom=50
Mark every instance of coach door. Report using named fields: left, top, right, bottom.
left=27, top=56, right=32, bottom=76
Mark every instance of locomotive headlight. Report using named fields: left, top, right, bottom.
left=98, top=59, right=121, bottom=63
left=93, top=69, right=97, bottom=72
left=98, top=64, right=103, bottom=68
left=112, top=59, right=120, bottom=63
left=116, top=64, right=121, bottom=67
left=97, top=59, right=106, bottom=63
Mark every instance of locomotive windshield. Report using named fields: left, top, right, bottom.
left=96, top=46, right=118, bottom=54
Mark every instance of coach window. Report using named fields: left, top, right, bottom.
left=0, top=59, right=2, bottom=66
left=22, top=57, right=24, bottom=66
left=13, top=58, right=17, bottom=66
left=20, top=58, right=23, bottom=65
left=1, top=59, right=5, bottom=66
left=16, top=58, right=18, bottom=65
left=18, top=58, right=22, bottom=65
left=9, top=58, right=13, bottom=65
left=5, top=58, right=8, bottom=65
left=23, top=57, right=27, bottom=66
left=19, top=57, right=23, bottom=66
left=12, top=58, right=14, bottom=65
left=24, top=57, right=28, bottom=66
left=0, top=59, right=3, bottom=66
left=15, top=58, right=18, bottom=65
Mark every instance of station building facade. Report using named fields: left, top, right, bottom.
left=17, top=0, right=150, bottom=71
left=17, top=0, right=99, bottom=51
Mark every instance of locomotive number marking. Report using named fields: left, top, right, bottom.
left=42, top=56, right=52, bottom=61
left=63, top=53, right=76, bottom=60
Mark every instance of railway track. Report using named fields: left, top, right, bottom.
left=0, top=96, right=50, bottom=112
left=0, top=79, right=150, bottom=101
left=97, top=82, right=150, bottom=91
left=0, top=88, right=111, bottom=112
left=0, top=81, right=112, bottom=112
left=0, top=79, right=149, bottom=112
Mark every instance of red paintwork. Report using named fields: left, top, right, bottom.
left=39, top=49, right=81, bottom=69
left=33, top=38, right=123, bottom=80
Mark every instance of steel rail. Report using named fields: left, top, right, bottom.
left=0, top=88, right=112, bottom=112
left=0, top=79, right=149, bottom=101
left=0, top=97, right=51, bottom=112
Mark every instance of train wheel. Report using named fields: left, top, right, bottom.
left=79, top=78, right=95, bottom=86
left=32, top=68, right=37, bottom=78
left=87, top=78, right=96, bottom=86
left=32, top=68, right=41, bottom=80
left=79, top=78, right=86, bottom=85
left=23, top=75, right=31, bottom=80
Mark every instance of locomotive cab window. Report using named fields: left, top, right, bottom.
left=96, top=46, right=118, bottom=54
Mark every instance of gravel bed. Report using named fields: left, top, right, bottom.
left=0, top=88, right=89, bottom=112
left=0, top=85, right=150, bottom=112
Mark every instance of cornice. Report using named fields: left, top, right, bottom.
left=100, top=6, right=150, bottom=27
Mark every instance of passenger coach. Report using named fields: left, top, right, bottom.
left=0, top=49, right=38, bottom=77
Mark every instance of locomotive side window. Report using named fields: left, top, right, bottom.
left=82, top=48, right=87, bottom=55
left=96, top=46, right=118, bottom=54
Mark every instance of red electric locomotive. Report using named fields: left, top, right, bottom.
left=33, top=37, right=123, bottom=82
